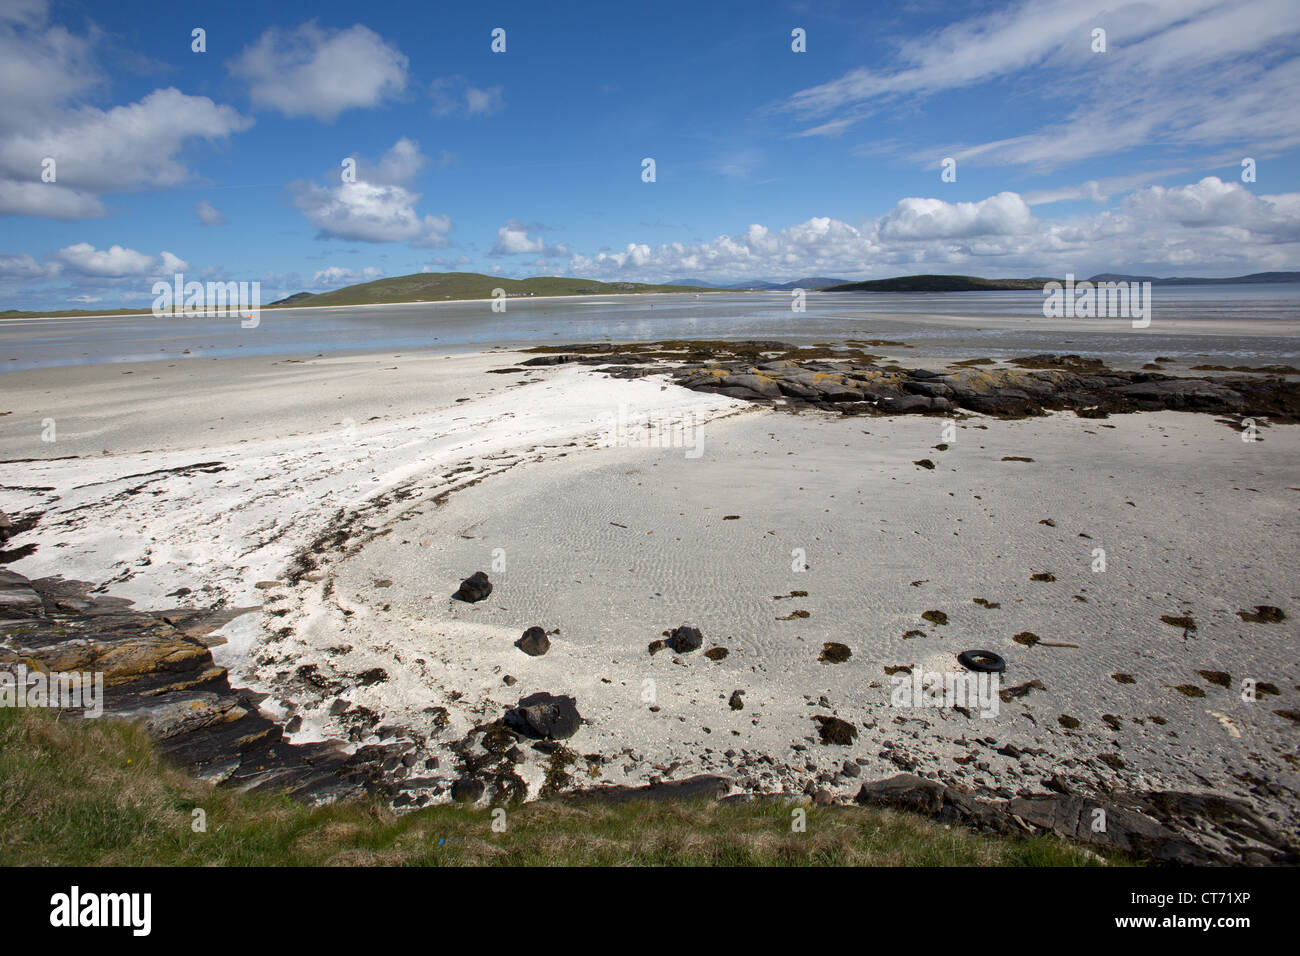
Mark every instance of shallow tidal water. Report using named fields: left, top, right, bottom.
left=2, top=284, right=1298, bottom=373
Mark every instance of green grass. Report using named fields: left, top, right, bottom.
left=0, top=708, right=1124, bottom=866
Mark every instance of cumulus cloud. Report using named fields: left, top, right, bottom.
left=0, top=0, right=100, bottom=130
left=195, top=200, right=227, bottom=226
left=353, top=136, right=426, bottom=185
left=0, top=180, right=104, bottom=219
left=53, top=243, right=187, bottom=278
left=491, top=220, right=569, bottom=257
left=571, top=218, right=882, bottom=280
left=879, top=192, right=1034, bottom=240
left=290, top=139, right=452, bottom=246
left=430, top=76, right=505, bottom=117
left=0, top=252, right=55, bottom=278
left=293, top=180, right=452, bottom=245
left=228, top=22, right=408, bottom=122
left=1122, top=177, right=1300, bottom=240
left=0, top=9, right=250, bottom=220
left=0, top=88, right=249, bottom=194
left=310, top=265, right=384, bottom=288
left=568, top=180, right=1300, bottom=282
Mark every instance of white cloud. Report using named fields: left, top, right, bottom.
left=353, top=136, right=425, bottom=185
left=195, top=200, right=227, bottom=226
left=879, top=192, right=1034, bottom=240
left=568, top=180, right=1300, bottom=282
left=293, top=180, right=452, bottom=245
left=780, top=0, right=1300, bottom=171
left=53, top=242, right=188, bottom=278
left=0, top=0, right=100, bottom=130
left=0, top=252, right=54, bottom=278
left=0, top=9, right=250, bottom=220
left=571, top=217, right=882, bottom=280
left=1122, top=177, right=1300, bottom=240
left=159, top=251, right=188, bottom=273
left=0, top=88, right=250, bottom=193
left=0, top=180, right=104, bottom=219
left=228, top=22, right=408, bottom=122
left=430, top=76, right=504, bottom=117
left=310, top=265, right=384, bottom=288
left=491, top=220, right=569, bottom=257
left=291, top=139, right=452, bottom=245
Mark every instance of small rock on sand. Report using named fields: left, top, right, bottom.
left=516, top=626, right=550, bottom=656
left=453, top=571, right=492, bottom=602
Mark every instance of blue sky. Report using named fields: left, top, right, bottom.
left=2, top=0, right=1299, bottom=309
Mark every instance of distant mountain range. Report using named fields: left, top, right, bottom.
left=1084, top=272, right=1300, bottom=285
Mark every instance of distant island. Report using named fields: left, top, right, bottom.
left=3, top=270, right=1297, bottom=318
left=820, top=275, right=1047, bottom=292
left=266, top=272, right=716, bottom=308
left=819, top=272, right=1300, bottom=293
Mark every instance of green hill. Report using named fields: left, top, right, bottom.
left=271, top=272, right=720, bottom=308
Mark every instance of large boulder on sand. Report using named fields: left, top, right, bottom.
left=505, top=692, right=582, bottom=740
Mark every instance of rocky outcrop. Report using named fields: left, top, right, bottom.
left=532, top=341, right=1300, bottom=422
left=0, top=569, right=437, bottom=805
left=566, top=774, right=733, bottom=804
left=854, top=773, right=1297, bottom=866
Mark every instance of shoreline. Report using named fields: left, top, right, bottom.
left=0, top=289, right=743, bottom=323
left=1, top=342, right=1296, bottom=861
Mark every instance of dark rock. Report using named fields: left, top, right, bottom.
left=853, top=772, right=1294, bottom=865
left=819, top=641, right=852, bottom=663
left=0, top=568, right=43, bottom=618
left=451, top=778, right=485, bottom=803
left=728, top=690, right=745, bottom=711
left=516, top=626, right=550, bottom=656
left=587, top=343, right=1300, bottom=426
left=814, top=715, right=858, bottom=745
left=453, top=571, right=492, bottom=603
left=668, top=624, right=704, bottom=653
left=1238, top=605, right=1286, bottom=624
left=567, top=774, right=732, bottom=804
left=505, top=692, right=582, bottom=740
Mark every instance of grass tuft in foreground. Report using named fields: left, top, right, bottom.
left=0, top=708, right=1121, bottom=866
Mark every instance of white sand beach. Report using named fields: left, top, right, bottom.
left=2, top=346, right=1296, bottom=828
